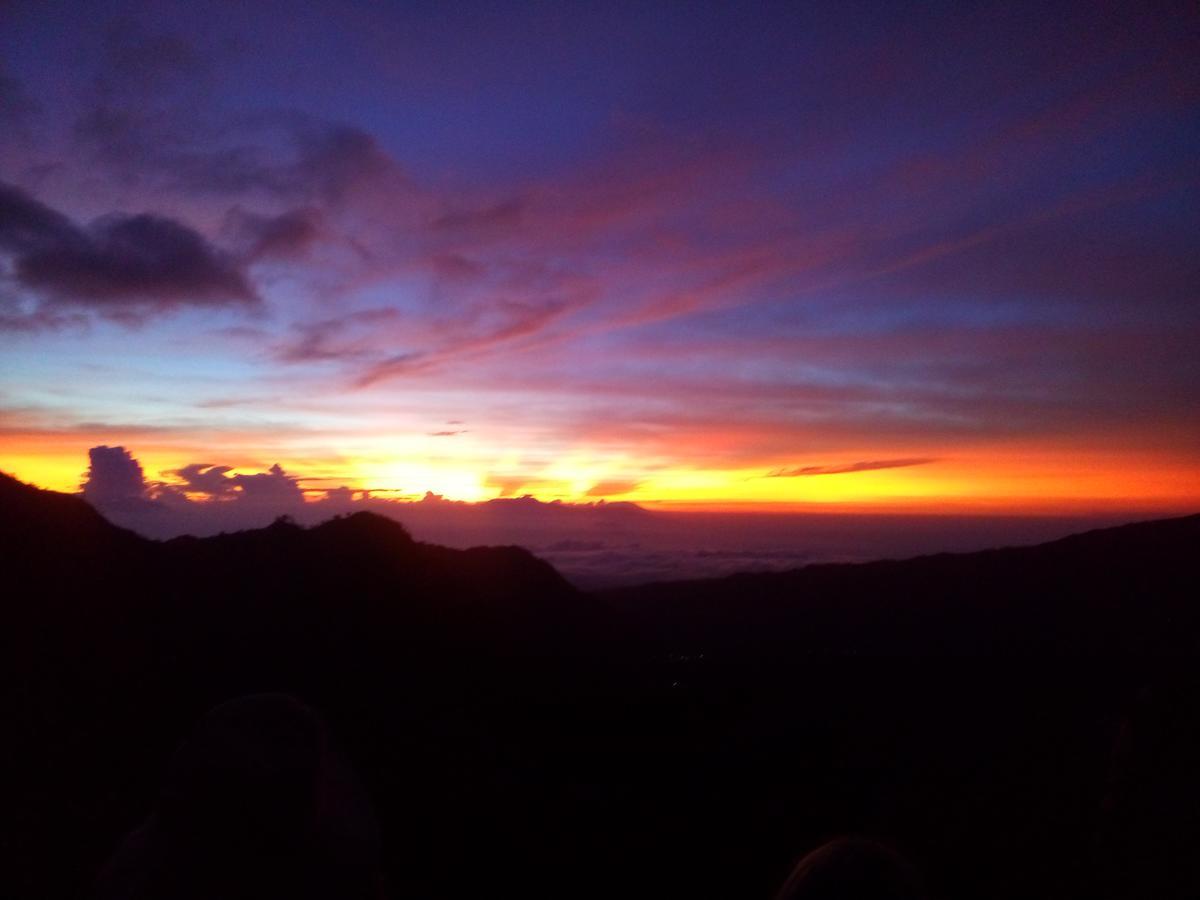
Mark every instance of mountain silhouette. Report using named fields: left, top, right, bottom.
left=3, top=470, right=1198, bottom=900
left=604, top=512, right=1200, bottom=656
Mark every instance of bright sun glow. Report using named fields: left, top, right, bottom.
left=3, top=433, right=1198, bottom=514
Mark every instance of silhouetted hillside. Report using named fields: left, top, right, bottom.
left=3, top=472, right=1198, bottom=900
left=605, top=513, right=1200, bottom=656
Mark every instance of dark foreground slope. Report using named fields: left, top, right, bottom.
left=604, top=513, right=1200, bottom=656
left=3, top=471, right=1198, bottom=900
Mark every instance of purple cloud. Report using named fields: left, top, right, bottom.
left=769, top=458, right=938, bottom=477
left=231, top=464, right=304, bottom=504
left=169, top=461, right=302, bottom=504
left=172, top=464, right=237, bottom=497
left=229, top=206, right=324, bottom=261
left=0, top=181, right=256, bottom=311
left=82, top=445, right=150, bottom=509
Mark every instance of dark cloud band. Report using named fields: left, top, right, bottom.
left=0, top=181, right=256, bottom=310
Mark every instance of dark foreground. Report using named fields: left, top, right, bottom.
left=3, top=471, right=1198, bottom=899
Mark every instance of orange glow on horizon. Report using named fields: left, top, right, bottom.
left=2, top=431, right=1197, bottom=517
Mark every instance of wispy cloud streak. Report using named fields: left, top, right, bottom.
left=768, top=459, right=938, bottom=478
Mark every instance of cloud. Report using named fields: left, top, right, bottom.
left=276, top=308, right=404, bottom=364
left=169, top=461, right=302, bottom=504
left=291, top=123, right=400, bottom=205
left=127, top=118, right=403, bottom=206
left=3, top=12, right=1194, bottom=507
left=232, top=463, right=304, bottom=504
left=0, top=305, right=89, bottom=333
left=768, top=458, right=937, bottom=477
left=0, top=181, right=256, bottom=310
left=69, top=30, right=407, bottom=208
left=171, top=463, right=236, bottom=497
left=324, top=486, right=356, bottom=503
left=0, top=181, right=77, bottom=253
left=75, top=447, right=658, bottom=543
left=81, top=445, right=150, bottom=509
left=586, top=479, right=641, bottom=497
left=76, top=448, right=310, bottom=533
left=21, top=215, right=255, bottom=305
left=229, top=206, right=324, bottom=261
left=428, top=430, right=464, bottom=437
left=353, top=297, right=569, bottom=387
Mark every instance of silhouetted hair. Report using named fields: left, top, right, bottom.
left=92, top=694, right=382, bottom=900
left=158, top=694, right=327, bottom=854
left=775, top=837, right=926, bottom=900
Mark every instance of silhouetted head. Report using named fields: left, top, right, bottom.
left=158, top=693, right=327, bottom=854
left=95, top=694, right=382, bottom=899
left=775, top=837, right=926, bottom=900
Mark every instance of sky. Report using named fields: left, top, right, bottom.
left=1, top=0, right=1198, bottom=517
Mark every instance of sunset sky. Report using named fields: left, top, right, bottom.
left=1, top=1, right=1197, bottom=514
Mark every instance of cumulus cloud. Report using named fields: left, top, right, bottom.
left=768, top=458, right=937, bottom=477
left=172, top=463, right=237, bottom=497
left=170, top=461, right=303, bottom=504
left=232, top=463, right=304, bottom=504
left=75, top=447, right=656, bottom=541
left=81, top=445, right=150, bottom=509
left=0, top=181, right=256, bottom=310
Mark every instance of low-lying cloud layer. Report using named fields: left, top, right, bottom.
left=71, top=446, right=1136, bottom=588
